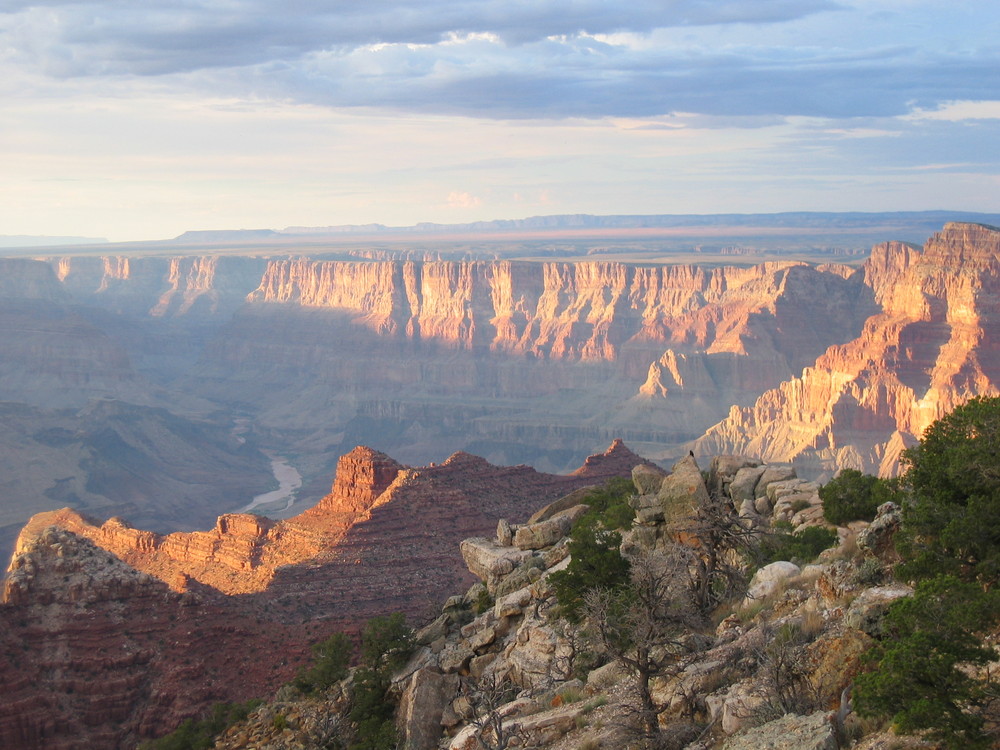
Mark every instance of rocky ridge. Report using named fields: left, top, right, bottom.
left=0, top=441, right=647, bottom=748
left=0, top=527, right=296, bottom=750
left=210, top=453, right=918, bottom=750
left=694, top=222, right=1000, bottom=477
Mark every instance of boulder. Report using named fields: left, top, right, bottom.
left=767, top=479, right=818, bottom=505
left=496, top=518, right=514, bottom=546
left=730, top=466, right=767, bottom=504
left=845, top=584, right=913, bottom=637
left=460, top=538, right=533, bottom=591
left=712, top=678, right=764, bottom=734
left=721, top=710, right=838, bottom=750
left=505, top=623, right=573, bottom=687
left=586, top=659, right=627, bottom=692
left=629, top=492, right=664, bottom=524
left=397, top=669, right=460, bottom=750
left=632, top=463, right=668, bottom=495
left=658, top=455, right=710, bottom=526
left=856, top=502, right=902, bottom=558
left=745, top=561, right=800, bottom=603
left=708, top=455, right=760, bottom=497
left=495, top=585, right=533, bottom=618
left=415, top=614, right=450, bottom=646
left=527, top=486, right=596, bottom=524
left=511, top=703, right=586, bottom=745
left=807, top=628, right=873, bottom=706
left=755, top=466, right=797, bottom=499
left=439, top=643, right=475, bottom=674
left=513, top=505, right=587, bottom=551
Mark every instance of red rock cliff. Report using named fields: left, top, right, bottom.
left=0, top=441, right=648, bottom=748
left=694, top=222, right=1000, bottom=476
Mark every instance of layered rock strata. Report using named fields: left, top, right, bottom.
left=215, top=452, right=883, bottom=750
left=200, top=258, right=874, bottom=470
left=0, top=441, right=646, bottom=748
left=694, top=223, right=1000, bottom=476
left=0, top=528, right=303, bottom=750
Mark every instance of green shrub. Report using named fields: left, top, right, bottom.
left=820, top=469, right=899, bottom=525
left=577, top=476, right=636, bottom=530
left=549, top=518, right=630, bottom=621
left=548, top=477, right=636, bottom=621
left=896, top=396, right=1000, bottom=585
left=854, top=575, right=1000, bottom=749
left=855, top=399, right=1000, bottom=749
left=294, top=631, right=353, bottom=693
left=473, top=586, right=494, bottom=614
left=347, top=613, right=414, bottom=750
left=754, top=524, right=837, bottom=567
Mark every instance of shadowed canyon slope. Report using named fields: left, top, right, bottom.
left=0, top=247, right=881, bottom=554
left=196, top=256, right=875, bottom=475
left=0, top=219, right=997, bottom=554
left=0, top=441, right=645, bottom=749
left=693, top=222, right=1000, bottom=476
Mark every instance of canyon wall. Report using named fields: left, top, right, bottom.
left=0, top=442, right=644, bottom=748
left=1, top=223, right=991, bottom=557
left=197, top=257, right=874, bottom=474
left=693, top=223, right=1000, bottom=477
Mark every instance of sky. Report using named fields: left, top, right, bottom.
left=1, top=0, right=999, bottom=242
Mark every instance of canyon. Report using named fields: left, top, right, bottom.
left=0, top=440, right=645, bottom=748
left=0, top=219, right=997, bottom=557
left=694, top=223, right=1000, bottom=474
left=2, top=216, right=1000, bottom=746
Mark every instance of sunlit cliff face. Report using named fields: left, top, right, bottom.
left=696, top=223, right=1000, bottom=477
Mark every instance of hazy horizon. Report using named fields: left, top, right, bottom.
left=2, top=1, right=999, bottom=242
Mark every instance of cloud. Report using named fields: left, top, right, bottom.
left=1, top=0, right=998, bottom=123
left=446, top=191, right=482, bottom=209
left=1, top=1, right=840, bottom=74
left=905, top=100, right=1000, bottom=122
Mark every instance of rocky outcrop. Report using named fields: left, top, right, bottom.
left=192, top=450, right=925, bottom=750
left=694, top=223, right=1000, bottom=476
left=0, top=527, right=304, bottom=749
left=721, top=711, right=839, bottom=750
left=0, top=442, right=644, bottom=748
left=17, top=441, right=637, bottom=599
left=311, top=446, right=404, bottom=515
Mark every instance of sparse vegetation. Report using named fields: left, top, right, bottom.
left=138, top=699, right=264, bottom=750
left=584, top=547, right=704, bottom=740
left=549, top=519, right=630, bottom=622
left=293, top=631, right=353, bottom=694
left=577, top=476, right=637, bottom=530
left=473, top=586, right=495, bottom=614
left=856, top=397, right=1000, bottom=748
left=682, top=493, right=758, bottom=613
left=348, top=613, right=414, bottom=750
left=753, top=522, right=837, bottom=568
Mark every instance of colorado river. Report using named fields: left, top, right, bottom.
left=238, top=453, right=302, bottom=514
